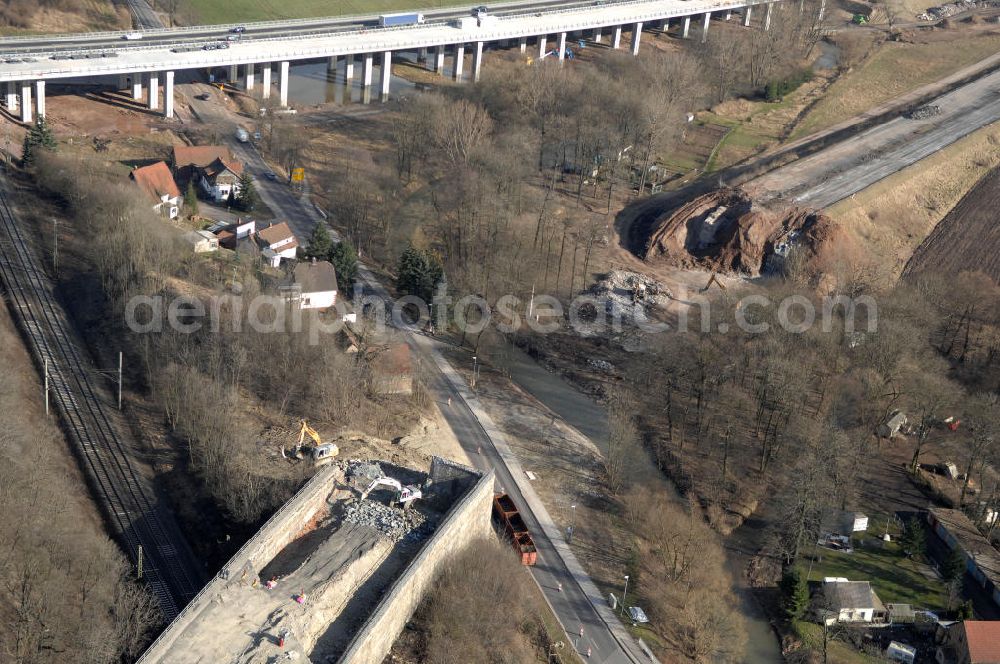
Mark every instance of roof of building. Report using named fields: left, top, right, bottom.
left=292, top=259, right=338, bottom=294
left=257, top=222, right=298, bottom=249
left=823, top=580, right=877, bottom=610
left=963, top=621, right=1000, bottom=662
left=370, top=344, right=412, bottom=377
left=929, top=508, right=1000, bottom=593
left=130, top=161, right=181, bottom=202
left=172, top=145, right=238, bottom=170
left=202, top=157, right=244, bottom=180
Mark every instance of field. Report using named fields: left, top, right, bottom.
left=794, top=32, right=1000, bottom=138
left=904, top=163, right=1000, bottom=284
left=801, top=538, right=947, bottom=609
left=179, top=0, right=467, bottom=24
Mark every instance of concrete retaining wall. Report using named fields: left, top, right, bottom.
left=336, top=467, right=495, bottom=664
left=137, top=464, right=340, bottom=662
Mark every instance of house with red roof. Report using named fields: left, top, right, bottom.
left=172, top=145, right=244, bottom=203
left=130, top=161, right=181, bottom=219
left=937, top=621, right=1000, bottom=664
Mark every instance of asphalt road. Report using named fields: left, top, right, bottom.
left=749, top=62, right=1000, bottom=210
left=0, top=0, right=614, bottom=54
left=126, top=0, right=165, bottom=30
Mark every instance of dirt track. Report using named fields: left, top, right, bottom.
left=903, top=164, right=1000, bottom=283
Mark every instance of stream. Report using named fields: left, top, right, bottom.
left=489, top=342, right=783, bottom=663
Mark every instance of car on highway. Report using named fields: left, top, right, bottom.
left=231, top=25, right=246, bottom=33
left=122, top=32, right=143, bottom=40
left=217, top=41, right=230, bottom=49
left=471, top=5, right=489, bottom=17
left=203, top=43, right=218, bottom=50
left=226, top=34, right=240, bottom=41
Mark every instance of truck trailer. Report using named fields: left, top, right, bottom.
left=493, top=493, right=538, bottom=565
left=379, top=12, right=424, bottom=27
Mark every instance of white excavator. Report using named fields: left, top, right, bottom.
left=361, top=476, right=422, bottom=510
left=282, top=420, right=339, bottom=466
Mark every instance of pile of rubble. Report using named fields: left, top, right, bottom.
left=344, top=500, right=428, bottom=540
left=918, top=0, right=979, bottom=20
left=907, top=104, right=942, bottom=120
left=590, top=270, right=672, bottom=313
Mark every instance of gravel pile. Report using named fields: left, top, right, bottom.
left=344, top=500, right=427, bottom=540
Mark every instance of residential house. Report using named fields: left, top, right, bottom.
left=928, top=508, right=1000, bottom=608
left=215, top=218, right=256, bottom=250
left=936, top=621, right=1000, bottom=664
left=820, top=579, right=883, bottom=624
left=182, top=230, right=219, bottom=253
left=368, top=344, right=413, bottom=396
left=256, top=221, right=298, bottom=268
left=281, top=259, right=338, bottom=310
left=130, top=161, right=181, bottom=219
left=172, top=145, right=244, bottom=203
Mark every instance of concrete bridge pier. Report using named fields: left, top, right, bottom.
left=147, top=72, right=159, bottom=110
left=630, top=22, right=642, bottom=55
left=612, top=25, right=622, bottom=48
left=454, top=44, right=465, bottom=80
left=519, top=36, right=527, bottom=52
left=433, top=45, right=444, bottom=73
left=702, top=12, right=711, bottom=42
left=472, top=41, right=484, bottom=81
left=228, top=64, right=238, bottom=84
left=725, top=10, right=732, bottom=20
left=743, top=6, right=753, bottom=26
left=380, top=51, right=392, bottom=98
left=557, top=32, right=566, bottom=62
left=593, top=27, right=602, bottom=42
left=362, top=53, right=374, bottom=88
left=279, top=60, right=289, bottom=106
left=538, top=34, right=547, bottom=58
left=765, top=2, right=774, bottom=29
left=34, top=81, right=44, bottom=118
left=345, top=55, right=355, bottom=80
left=261, top=64, right=272, bottom=99
left=165, top=71, right=174, bottom=118
left=418, top=47, right=427, bottom=63
left=245, top=64, right=255, bottom=91
left=326, top=56, right=337, bottom=79
left=20, top=83, right=31, bottom=123
left=682, top=16, right=691, bottom=38
left=132, top=77, right=142, bottom=101
left=6, top=82, right=17, bottom=112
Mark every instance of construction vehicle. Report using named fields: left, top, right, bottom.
left=282, top=420, right=338, bottom=465
left=493, top=493, right=538, bottom=565
left=361, top=476, right=422, bottom=510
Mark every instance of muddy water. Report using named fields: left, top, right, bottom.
left=490, top=341, right=782, bottom=663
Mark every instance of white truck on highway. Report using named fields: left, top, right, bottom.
left=379, top=12, right=424, bottom=27
left=122, top=32, right=144, bottom=40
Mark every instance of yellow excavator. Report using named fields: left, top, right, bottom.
left=282, top=420, right=339, bottom=466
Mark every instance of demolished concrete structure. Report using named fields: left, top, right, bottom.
left=137, top=457, right=493, bottom=664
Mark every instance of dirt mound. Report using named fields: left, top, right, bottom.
left=642, top=188, right=838, bottom=276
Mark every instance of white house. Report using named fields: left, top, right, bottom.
left=256, top=221, right=298, bottom=268
left=281, top=259, right=338, bottom=310
left=130, top=161, right=181, bottom=219
left=172, top=145, right=244, bottom=203
left=821, top=580, right=882, bottom=624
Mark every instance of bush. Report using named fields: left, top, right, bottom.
left=764, top=68, right=814, bottom=102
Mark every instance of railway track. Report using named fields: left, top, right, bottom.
left=0, top=174, right=202, bottom=620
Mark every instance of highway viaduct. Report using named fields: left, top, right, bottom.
left=0, top=0, right=807, bottom=124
